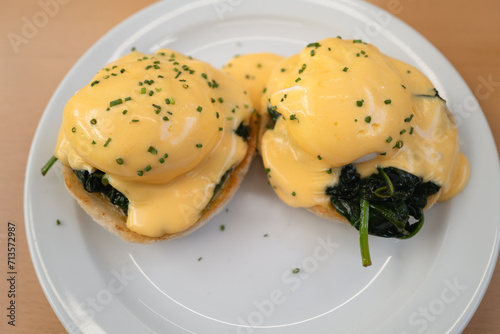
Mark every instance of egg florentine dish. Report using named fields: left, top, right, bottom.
left=226, top=38, right=469, bottom=266
left=44, top=49, right=257, bottom=243
left=42, top=38, right=469, bottom=266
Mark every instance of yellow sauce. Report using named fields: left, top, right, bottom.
left=223, top=53, right=285, bottom=112
left=250, top=38, right=468, bottom=208
left=55, top=50, right=252, bottom=237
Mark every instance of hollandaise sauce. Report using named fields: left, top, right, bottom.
left=54, top=50, right=253, bottom=237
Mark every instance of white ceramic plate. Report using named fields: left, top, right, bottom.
left=25, top=0, right=500, bottom=333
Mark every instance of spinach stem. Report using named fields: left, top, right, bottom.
left=41, top=155, right=58, bottom=176
left=359, top=199, right=372, bottom=267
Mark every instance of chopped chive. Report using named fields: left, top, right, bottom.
left=120, top=68, right=125, bottom=73
left=103, top=75, right=109, bottom=79
left=144, top=165, right=152, bottom=172
left=159, top=157, right=165, bottom=163
left=154, top=65, right=160, bottom=69
left=384, top=99, right=392, bottom=105
left=162, top=116, right=169, bottom=121
left=153, top=104, right=161, bottom=110
left=56, top=219, right=61, bottom=225
left=292, top=191, right=296, bottom=196
left=343, top=67, right=349, bottom=72
left=201, top=73, right=207, bottom=79
left=104, top=138, right=112, bottom=147
left=91, top=140, right=96, bottom=145
left=402, top=84, right=406, bottom=89
left=91, top=80, right=99, bottom=87
left=356, top=99, right=364, bottom=107
left=298, top=63, right=307, bottom=74
left=290, top=114, right=297, bottom=121
left=386, top=136, right=393, bottom=143
left=145, top=65, right=152, bottom=70
left=310, top=50, right=316, bottom=56
left=364, top=116, right=371, bottom=123
left=218, top=97, right=224, bottom=103
left=196, top=143, right=203, bottom=148
left=124, top=96, right=131, bottom=101
left=353, top=39, right=363, bottom=43
left=216, top=112, right=220, bottom=118
left=182, top=84, right=189, bottom=89
left=306, top=42, right=321, bottom=48
left=197, top=106, right=202, bottom=112
left=292, top=268, right=300, bottom=274
left=220, top=225, right=225, bottom=231
left=317, top=155, right=322, bottom=160
left=137, top=170, right=144, bottom=176
left=71, top=127, right=76, bottom=133
left=116, top=158, right=124, bottom=165
left=148, top=90, right=154, bottom=96
left=409, top=127, right=414, bottom=134
left=326, top=168, right=332, bottom=174
left=226, top=117, right=233, bottom=121
left=131, top=119, right=139, bottom=122
left=295, top=77, right=301, bottom=83
left=90, top=119, right=97, bottom=125
left=400, top=129, right=406, bottom=135
left=148, top=146, right=158, bottom=155
left=404, top=114, right=414, bottom=122
left=141, top=87, right=146, bottom=94
left=393, top=140, right=404, bottom=149
left=122, top=110, right=128, bottom=115
left=41, top=155, right=58, bottom=176
left=109, top=99, right=123, bottom=107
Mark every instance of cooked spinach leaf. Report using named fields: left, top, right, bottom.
left=235, top=122, right=250, bottom=139
left=74, top=169, right=129, bottom=214
left=326, top=164, right=440, bottom=266
left=267, top=104, right=282, bottom=129
left=415, top=88, right=446, bottom=102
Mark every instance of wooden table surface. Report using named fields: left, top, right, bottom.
left=1, top=0, right=499, bottom=333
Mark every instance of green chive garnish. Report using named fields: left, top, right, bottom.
left=110, top=99, right=123, bottom=107
left=364, top=116, right=371, bottom=123
left=404, top=114, right=414, bottom=122
left=393, top=140, right=403, bottom=149
left=104, top=138, right=112, bottom=147
left=148, top=146, right=158, bottom=155
left=384, top=99, right=392, bottom=105
left=116, top=158, right=124, bottom=165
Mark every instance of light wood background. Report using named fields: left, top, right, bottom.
left=1, top=0, right=499, bottom=333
